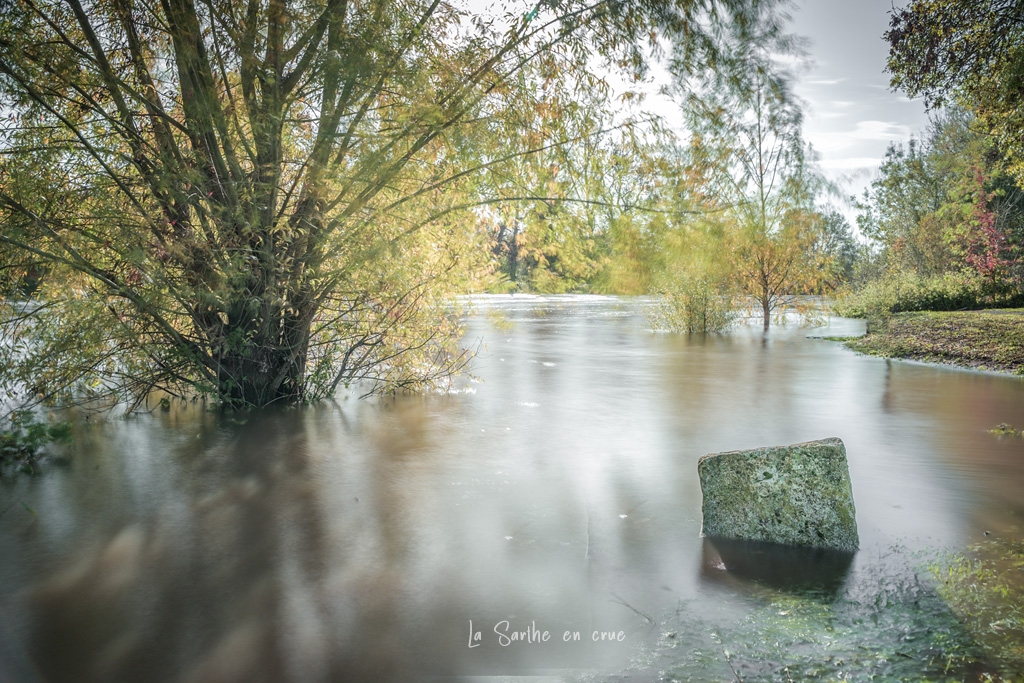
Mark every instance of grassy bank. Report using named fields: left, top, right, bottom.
left=841, top=310, right=1024, bottom=375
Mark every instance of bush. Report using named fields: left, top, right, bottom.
left=654, top=275, right=736, bottom=334
left=0, top=411, right=72, bottom=475
left=833, top=271, right=1024, bottom=318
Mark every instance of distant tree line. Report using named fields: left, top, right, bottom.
left=834, top=0, right=1024, bottom=316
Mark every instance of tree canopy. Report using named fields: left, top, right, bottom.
left=886, top=0, right=1024, bottom=182
left=0, top=0, right=787, bottom=409
left=856, top=108, right=1024, bottom=293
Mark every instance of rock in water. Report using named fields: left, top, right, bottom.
left=697, top=437, right=859, bottom=552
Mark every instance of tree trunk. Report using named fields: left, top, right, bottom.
left=216, top=347, right=307, bottom=406
left=509, top=223, right=520, bottom=284
left=212, top=303, right=312, bottom=407
left=762, top=296, right=771, bottom=331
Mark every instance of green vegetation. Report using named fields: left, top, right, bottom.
left=843, top=310, right=1024, bottom=375
left=848, top=109, right=1023, bottom=308
left=573, top=558, right=997, bottom=682
left=654, top=274, right=736, bottom=335
left=0, top=0, right=1021, bottom=405
left=638, top=26, right=856, bottom=334
left=887, top=0, right=1024, bottom=185
left=0, top=0, right=800, bottom=410
left=674, top=36, right=838, bottom=332
left=834, top=21, right=1024, bottom=370
left=833, top=271, right=1024, bottom=319
left=933, top=535, right=1024, bottom=677
left=569, top=538, right=1024, bottom=682
left=989, top=423, right=1021, bottom=437
left=649, top=592, right=981, bottom=682
left=0, top=410, right=71, bottom=475
left=0, top=0, right=865, bottom=407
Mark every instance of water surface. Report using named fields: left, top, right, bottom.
left=2, top=295, right=1023, bottom=681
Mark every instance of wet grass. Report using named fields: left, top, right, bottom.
left=638, top=582, right=983, bottom=682
left=572, top=544, right=1024, bottom=683
left=841, top=310, right=1024, bottom=375
left=933, top=536, right=1024, bottom=677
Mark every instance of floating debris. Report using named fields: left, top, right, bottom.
left=989, top=423, right=1020, bottom=437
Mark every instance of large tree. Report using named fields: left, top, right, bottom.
left=886, top=0, right=1024, bottom=183
left=813, top=207, right=858, bottom=287
left=856, top=108, right=1023, bottom=292
left=0, top=0, right=783, bottom=408
left=855, top=136, right=953, bottom=277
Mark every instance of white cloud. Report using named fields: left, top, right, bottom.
left=849, top=120, right=912, bottom=140
left=808, top=120, right=912, bottom=153
left=818, top=156, right=884, bottom=170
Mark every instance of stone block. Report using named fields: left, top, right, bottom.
left=697, top=437, right=859, bottom=551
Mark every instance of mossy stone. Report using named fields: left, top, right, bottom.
left=697, top=437, right=859, bottom=552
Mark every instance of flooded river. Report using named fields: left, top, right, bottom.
left=2, top=295, right=1024, bottom=682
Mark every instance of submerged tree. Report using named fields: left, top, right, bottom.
left=680, top=54, right=828, bottom=330
left=652, top=211, right=737, bottom=334
left=0, top=0, right=787, bottom=408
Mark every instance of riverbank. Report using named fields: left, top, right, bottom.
left=839, top=309, right=1024, bottom=375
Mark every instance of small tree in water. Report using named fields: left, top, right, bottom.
left=654, top=211, right=736, bottom=334
left=680, top=44, right=829, bottom=330
left=656, top=274, right=736, bottom=334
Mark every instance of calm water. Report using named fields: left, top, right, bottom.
left=2, top=295, right=1024, bottom=682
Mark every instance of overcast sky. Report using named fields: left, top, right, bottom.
left=624, top=0, right=933, bottom=220
left=788, top=0, right=931, bottom=211
left=472, top=0, right=934, bottom=222
left=637, top=0, right=933, bottom=219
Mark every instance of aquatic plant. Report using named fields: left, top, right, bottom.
left=0, top=410, right=72, bottom=475
left=654, top=276, right=737, bottom=335
left=933, top=536, right=1024, bottom=677
left=988, top=424, right=1020, bottom=437
left=571, top=551, right=1007, bottom=682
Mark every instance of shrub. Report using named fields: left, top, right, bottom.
left=654, top=275, right=736, bottom=334
left=833, top=271, right=1024, bottom=318
left=0, top=411, right=72, bottom=475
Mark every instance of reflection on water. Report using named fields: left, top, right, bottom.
left=701, top=538, right=855, bottom=599
left=1, top=295, right=1024, bottom=681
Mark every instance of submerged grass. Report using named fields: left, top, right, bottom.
left=842, top=310, right=1024, bottom=375
left=642, top=580, right=984, bottom=682
left=932, top=536, right=1024, bottom=677
left=0, top=410, right=72, bottom=476
left=572, top=543, right=1024, bottom=683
